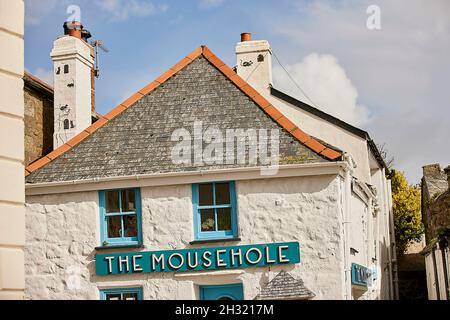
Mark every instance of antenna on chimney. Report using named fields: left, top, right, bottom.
left=91, top=40, right=109, bottom=78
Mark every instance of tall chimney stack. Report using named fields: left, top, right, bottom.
left=236, top=32, right=273, bottom=97
left=51, top=21, right=95, bottom=149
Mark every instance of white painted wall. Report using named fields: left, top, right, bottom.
left=25, top=175, right=349, bottom=300
left=51, top=35, right=94, bottom=148
left=236, top=40, right=273, bottom=96
left=0, top=0, right=25, bottom=300
left=269, top=94, right=372, bottom=183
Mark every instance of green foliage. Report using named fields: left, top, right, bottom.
left=391, top=170, right=423, bottom=256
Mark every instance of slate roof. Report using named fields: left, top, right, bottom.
left=255, top=270, right=315, bottom=300
left=26, top=46, right=342, bottom=184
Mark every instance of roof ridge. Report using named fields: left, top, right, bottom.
left=26, top=46, right=342, bottom=177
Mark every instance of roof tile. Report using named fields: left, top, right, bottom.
left=85, top=117, right=108, bottom=134
left=66, top=130, right=90, bottom=147
left=120, top=93, right=143, bottom=109
left=27, top=156, right=51, bottom=173
left=46, top=143, right=72, bottom=160
left=25, top=45, right=342, bottom=177
left=105, top=104, right=127, bottom=120
left=304, top=138, right=327, bottom=154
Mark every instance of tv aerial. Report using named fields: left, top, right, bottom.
left=91, top=40, right=109, bottom=78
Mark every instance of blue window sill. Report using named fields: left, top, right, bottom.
left=95, top=244, right=145, bottom=251
left=190, top=237, right=241, bottom=245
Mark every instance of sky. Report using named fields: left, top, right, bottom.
left=24, top=0, right=450, bottom=184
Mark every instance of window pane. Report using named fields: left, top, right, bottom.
left=217, top=208, right=232, bottom=231
left=123, top=215, right=137, bottom=238
left=121, top=190, right=136, bottom=212
left=105, top=293, right=121, bottom=300
left=123, top=292, right=139, bottom=300
left=107, top=216, right=122, bottom=238
left=200, top=209, right=215, bottom=232
left=215, top=183, right=230, bottom=205
left=198, top=184, right=213, bottom=206
left=105, top=191, right=120, bottom=213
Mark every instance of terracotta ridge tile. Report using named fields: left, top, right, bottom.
left=26, top=156, right=51, bottom=173
left=105, top=104, right=127, bottom=120
left=46, top=143, right=72, bottom=160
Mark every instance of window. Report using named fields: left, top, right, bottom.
left=192, top=182, right=238, bottom=240
left=63, top=119, right=70, bottom=130
left=64, top=64, right=69, bottom=74
left=200, top=284, right=244, bottom=300
left=99, top=188, right=142, bottom=247
left=100, top=287, right=143, bottom=300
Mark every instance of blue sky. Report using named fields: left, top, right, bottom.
left=24, top=0, right=450, bottom=183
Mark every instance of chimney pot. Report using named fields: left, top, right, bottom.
left=241, top=32, right=252, bottom=42
left=64, top=21, right=84, bottom=40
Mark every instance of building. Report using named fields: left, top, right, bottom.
left=24, top=26, right=396, bottom=300
left=23, top=71, right=54, bottom=166
left=0, top=0, right=25, bottom=300
left=23, top=70, right=100, bottom=167
left=421, top=164, right=450, bottom=300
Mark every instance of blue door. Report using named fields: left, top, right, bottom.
left=200, top=284, right=244, bottom=300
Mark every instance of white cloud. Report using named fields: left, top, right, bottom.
left=25, top=0, right=60, bottom=26
left=33, top=67, right=54, bottom=86
left=273, top=53, right=369, bottom=126
left=95, top=0, right=168, bottom=21
left=264, top=0, right=450, bottom=183
left=199, top=0, right=225, bottom=9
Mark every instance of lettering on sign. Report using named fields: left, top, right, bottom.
left=96, top=242, right=300, bottom=276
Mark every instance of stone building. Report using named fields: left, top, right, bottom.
left=24, top=28, right=396, bottom=300
left=23, top=72, right=54, bottom=166
left=421, top=164, right=450, bottom=300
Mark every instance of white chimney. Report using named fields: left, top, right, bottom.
left=236, top=33, right=273, bottom=97
left=51, top=21, right=94, bottom=149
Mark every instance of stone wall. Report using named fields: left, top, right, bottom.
left=24, top=87, right=53, bottom=166
left=25, top=175, right=346, bottom=300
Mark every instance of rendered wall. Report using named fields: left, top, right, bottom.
left=25, top=175, right=345, bottom=300
left=269, top=95, right=371, bottom=183
left=0, top=0, right=25, bottom=300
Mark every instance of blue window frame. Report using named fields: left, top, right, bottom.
left=99, top=188, right=142, bottom=247
left=100, top=287, right=143, bottom=300
left=192, top=181, right=238, bottom=240
left=200, top=283, right=244, bottom=300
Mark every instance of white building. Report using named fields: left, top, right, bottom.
left=24, top=29, right=397, bottom=300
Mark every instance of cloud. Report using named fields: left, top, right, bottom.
left=95, top=0, right=168, bottom=21
left=25, top=0, right=60, bottom=26
left=33, top=67, right=54, bottom=85
left=199, top=0, right=225, bottom=9
left=273, top=53, right=369, bottom=126
left=265, top=0, right=450, bottom=183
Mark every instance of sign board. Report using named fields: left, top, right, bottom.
left=96, top=242, right=300, bottom=276
left=351, top=263, right=372, bottom=287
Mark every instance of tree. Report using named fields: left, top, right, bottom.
left=391, top=170, right=423, bottom=256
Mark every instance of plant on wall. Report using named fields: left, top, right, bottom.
left=391, top=170, right=423, bottom=256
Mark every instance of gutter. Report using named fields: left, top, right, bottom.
left=26, top=162, right=349, bottom=196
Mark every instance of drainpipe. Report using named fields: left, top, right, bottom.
left=383, top=169, right=398, bottom=299
left=341, top=154, right=354, bottom=300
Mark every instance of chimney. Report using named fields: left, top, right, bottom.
left=51, top=21, right=95, bottom=149
left=444, top=165, right=450, bottom=190
left=422, top=164, right=442, bottom=177
left=236, top=32, right=273, bottom=97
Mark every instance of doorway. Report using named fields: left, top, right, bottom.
left=199, top=283, right=244, bottom=300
